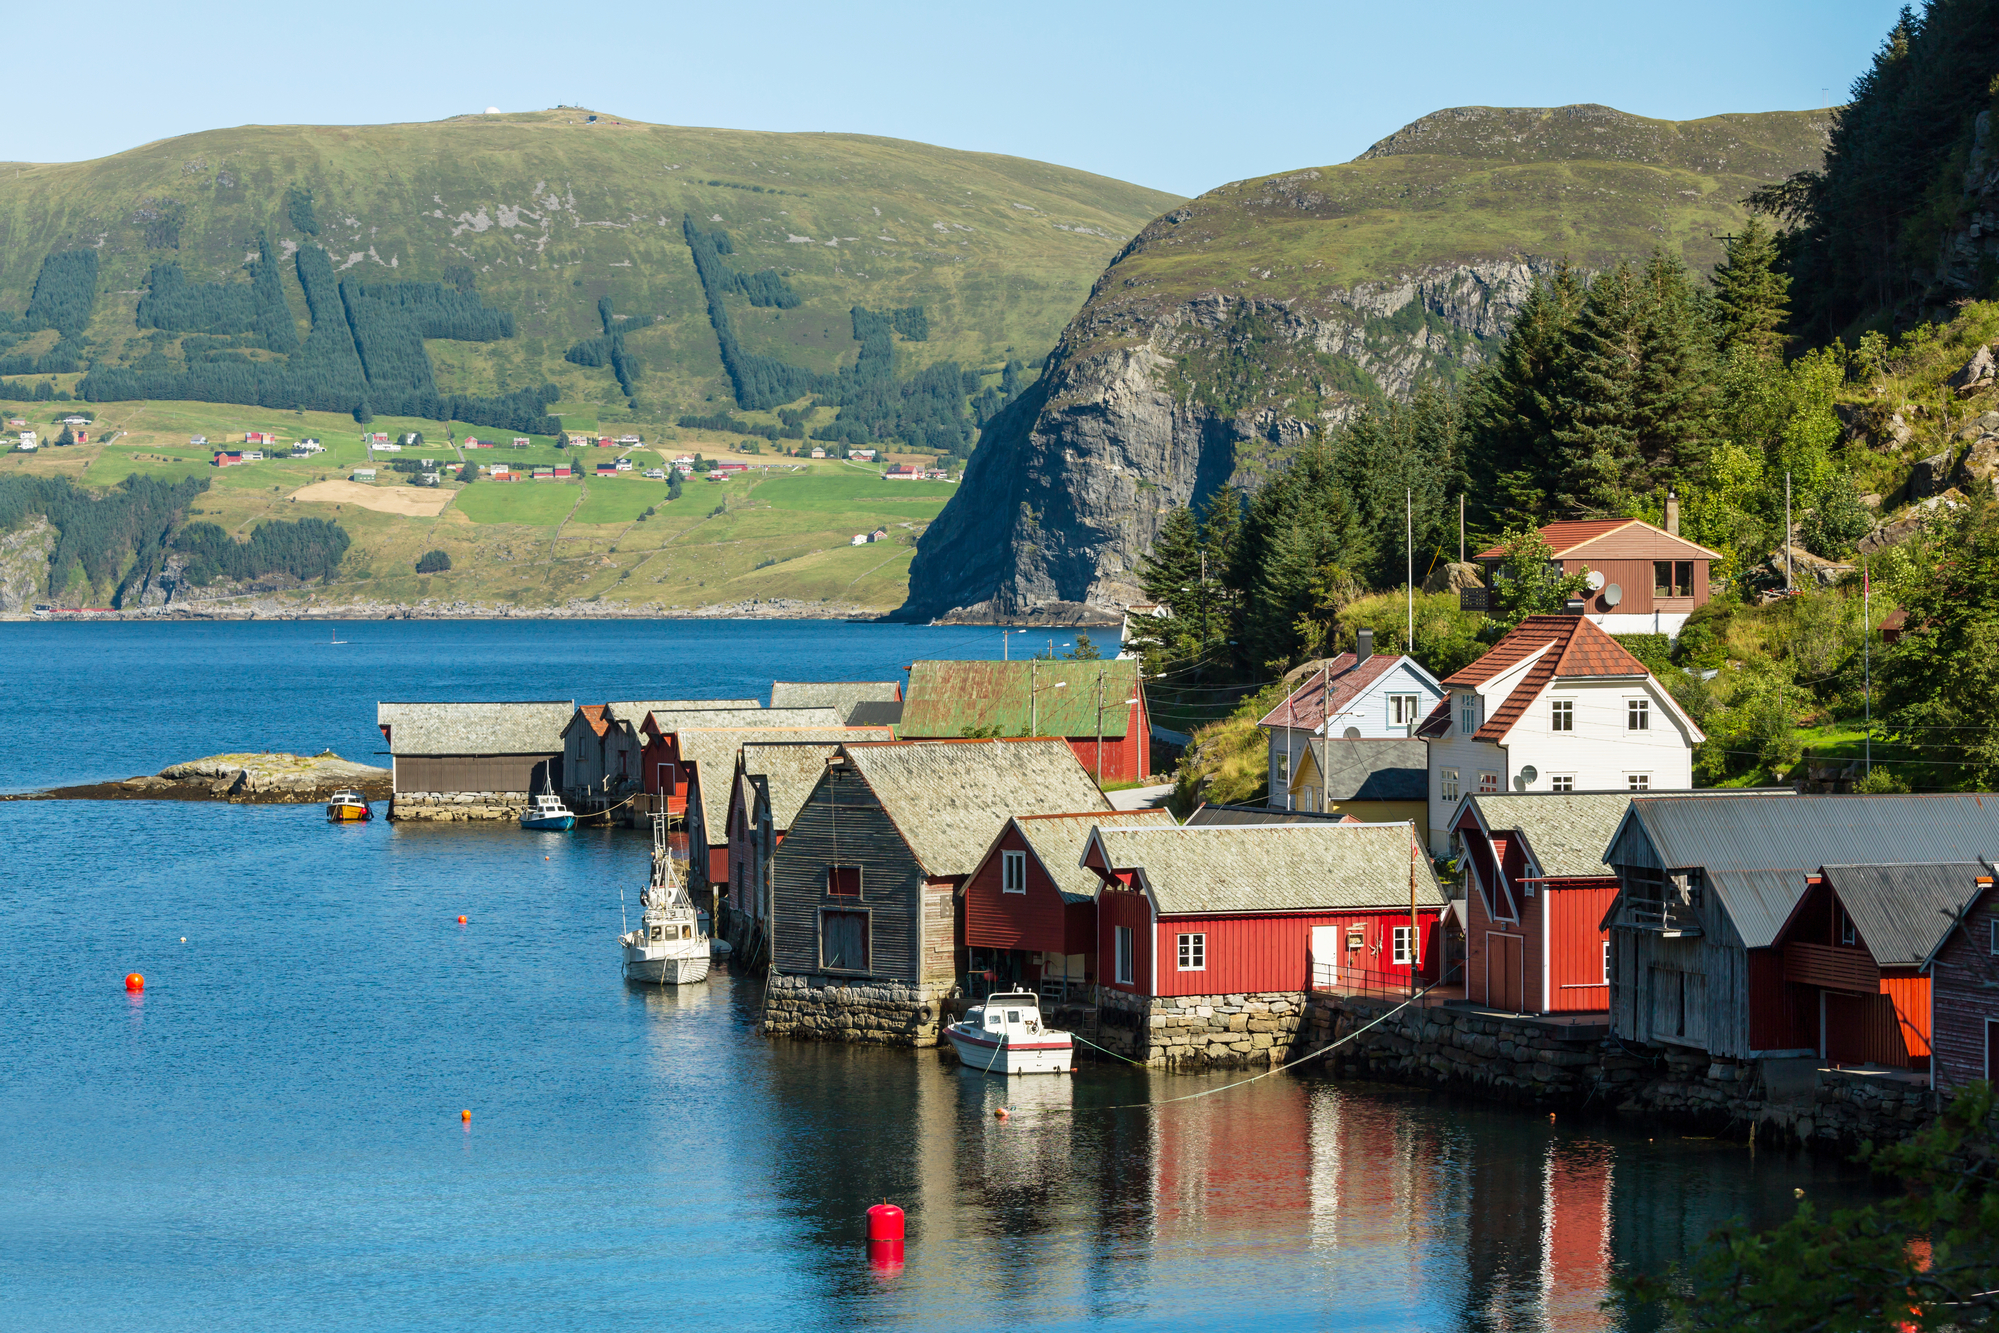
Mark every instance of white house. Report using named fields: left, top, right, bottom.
left=291, top=439, right=324, bottom=457
left=17, top=432, right=38, bottom=451
left=1417, top=615, right=1702, bottom=857
left=1259, top=628, right=1445, bottom=806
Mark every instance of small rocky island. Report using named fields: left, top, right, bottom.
left=9, top=751, right=391, bottom=803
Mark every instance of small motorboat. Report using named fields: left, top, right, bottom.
left=326, top=789, right=372, bottom=822
left=945, top=991, right=1075, bottom=1075
left=621, top=812, right=710, bottom=984
left=520, top=792, right=576, bottom=831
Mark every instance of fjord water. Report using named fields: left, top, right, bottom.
left=0, top=621, right=1875, bottom=1331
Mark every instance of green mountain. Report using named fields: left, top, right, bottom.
left=0, top=109, right=1182, bottom=441
left=901, top=103, right=1834, bottom=621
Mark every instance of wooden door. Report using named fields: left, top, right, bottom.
left=1487, top=933, right=1523, bottom=1012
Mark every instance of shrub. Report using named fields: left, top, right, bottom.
left=414, top=549, right=451, bottom=573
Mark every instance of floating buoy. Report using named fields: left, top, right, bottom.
left=180, top=937, right=186, bottom=943
left=994, top=1106, right=1009, bottom=1120
left=458, top=915, right=468, bottom=924
left=461, top=1109, right=471, bottom=1123
left=124, top=973, right=144, bottom=991
left=866, top=1202, right=904, bottom=1268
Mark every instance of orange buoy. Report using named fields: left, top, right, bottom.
left=461, top=1109, right=471, bottom=1122
left=994, top=1106, right=1009, bottom=1120
left=124, top=973, right=144, bottom=991
left=458, top=915, right=468, bottom=924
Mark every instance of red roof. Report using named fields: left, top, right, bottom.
left=1473, top=518, right=1721, bottom=561
left=1256, top=652, right=1407, bottom=731
left=1437, top=616, right=1652, bottom=742
left=576, top=704, right=609, bottom=738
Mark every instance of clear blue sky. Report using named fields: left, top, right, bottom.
left=9, top=0, right=1906, bottom=198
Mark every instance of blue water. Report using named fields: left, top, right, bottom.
left=0, top=620, right=1878, bottom=1331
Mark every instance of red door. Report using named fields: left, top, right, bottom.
left=1487, top=933, right=1523, bottom=1013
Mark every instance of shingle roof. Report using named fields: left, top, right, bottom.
left=838, top=738, right=1110, bottom=878
left=1304, top=738, right=1429, bottom=801
left=738, top=741, right=848, bottom=830
left=1473, top=519, right=1722, bottom=561
left=1461, top=792, right=1644, bottom=878
left=1616, top=794, right=1999, bottom=947
left=1440, top=616, right=1657, bottom=743
left=641, top=706, right=841, bottom=735
left=900, top=660, right=1141, bottom=740
left=604, top=700, right=760, bottom=736
left=377, top=701, right=575, bottom=756
left=1090, top=822, right=1445, bottom=915
left=770, top=681, right=903, bottom=722
left=1187, top=803, right=1364, bottom=827
left=1814, top=863, right=1990, bottom=967
left=1008, top=811, right=1177, bottom=903
left=1256, top=653, right=1421, bottom=731
left=680, top=726, right=893, bottom=832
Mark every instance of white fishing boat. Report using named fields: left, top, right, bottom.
left=620, top=812, right=710, bottom=985
left=945, top=991, right=1075, bottom=1075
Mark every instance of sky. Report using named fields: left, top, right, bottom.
left=6, top=1, right=1909, bottom=199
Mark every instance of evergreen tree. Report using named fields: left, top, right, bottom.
left=1137, top=505, right=1202, bottom=612
left=667, top=471, right=683, bottom=501
left=1232, top=436, right=1370, bottom=672
left=1631, top=248, right=1715, bottom=486
left=1708, top=217, right=1790, bottom=360
left=1550, top=262, right=1645, bottom=515
left=1463, top=263, right=1585, bottom=529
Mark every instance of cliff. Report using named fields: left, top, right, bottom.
left=899, top=104, right=1832, bottom=621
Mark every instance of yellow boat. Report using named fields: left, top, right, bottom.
left=327, top=789, right=373, bottom=822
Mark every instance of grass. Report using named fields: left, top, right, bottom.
left=450, top=480, right=579, bottom=526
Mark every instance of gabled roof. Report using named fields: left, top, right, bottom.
left=1087, top=822, right=1444, bottom=916
left=1474, top=519, right=1721, bottom=562
left=377, top=701, right=575, bottom=756
left=604, top=700, right=760, bottom=736
left=1458, top=791, right=1655, bottom=879
left=770, top=681, right=904, bottom=722
left=737, top=741, right=847, bottom=830
left=679, top=726, right=892, bottom=832
left=837, top=739, right=1110, bottom=878
left=997, top=811, right=1176, bottom=904
left=1440, top=616, right=1677, bottom=744
left=564, top=704, right=610, bottom=740
left=1297, top=738, right=1429, bottom=802
left=1186, top=803, right=1361, bottom=827
left=1256, top=653, right=1435, bottom=733
left=900, top=660, right=1141, bottom=740
left=1812, top=863, right=1991, bottom=968
left=1609, top=794, right=1999, bottom=948
left=640, top=705, right=841, bottom=736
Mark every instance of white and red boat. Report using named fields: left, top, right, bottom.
left=945, top=991, right=1075, bottom=1074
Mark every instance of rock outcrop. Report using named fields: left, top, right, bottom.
left=9, top=751, right=390, bottom=803
left=0, top=517, right=55, bottom=614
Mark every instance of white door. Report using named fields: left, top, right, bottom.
left=1311, top=926, right=1340, bottom=991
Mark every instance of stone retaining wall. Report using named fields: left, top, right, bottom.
left=1319, top=994, right=1938, bottom=1151
left=762, top=973, right=947, bottom=1047
left=1094, top=989, right=1315, bottom=1068
left=391, top=791, right=531, bottom=821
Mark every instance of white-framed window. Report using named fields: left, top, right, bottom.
left=1627, top=773, right=1651, bottom=791
left=1390, top=694, right=1420, bottom=726
left=1392, top=925, right=1419, bottom=966
left=1001, top=850, right=1027, bottom=894
left=1459, top=693, right=1478, bottom=734
left=1177, top=933, right=1206, bottom=971
left=1440, top=768, right=1459, bottom=802
left=1628, top=698, right=1650, bottom=731
left=1551, top=699, right=1573, bottom=732
left=1478, top=771, right=1499, bottom=794
left=1115, top=926, right=1135, bottom=984
left=1603, top=940, right=1611, bottom=984
left=1300, top=786, right=1319, bottom=812
left=1551, top=774, right=1575, bottom=793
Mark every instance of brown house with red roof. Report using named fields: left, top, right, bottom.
left=1418, top=616, right=1703, bottom=856
left=1467, top=517, right=1721, bottom=637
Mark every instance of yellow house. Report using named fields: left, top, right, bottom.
left=1288, top=738, right=1429, bottom=844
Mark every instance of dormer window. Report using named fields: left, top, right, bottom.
left=1459, top=693, right=1477, bottom=735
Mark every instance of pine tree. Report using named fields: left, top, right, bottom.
left=1632, top=248, right=1715, bottom=485
left=1551, top=263, right=1645, bottom=515
left=1709, top=217, right=1791, bottom=360
left=1137, top=505, right=1202, bottom=611
left=1463, top=263, right=1585, bottom=530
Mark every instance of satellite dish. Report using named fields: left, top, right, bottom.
left=1343, top=727, right=1362, bottom=739
left=1604, top=582, right=1623, bottom=607
left=1585, top=570, right=1606, bottom=591
left=1519, top=766, right=1538, bottom=783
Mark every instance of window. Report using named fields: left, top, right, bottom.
left=1392, top=925, right=1419, bottom=966
left=1001, top=850, right=1027, bottom=894
left=1654, top=560, right=1694, bottom=598
left=1628, top=698, right=1650, bottom=731
left=1115, top=926, right=1135, bottom=984
left=1177, top=933, right=1206, bottom=971
left=1551, top=774, right=1575, bottom=793
left=1551, top=699, right=1573, bottom=732
left=1603, top=940, right=1611, bottom=983
left=1478, top=771, right=1499, bottom=794
left=1627, top=773, right=1651, bottom=791
left=820, top=909, right=868, bottom=971
left=1837, top=904, right=1857, bottom=948
left=827, top=865, right=861, bottom=897
left=1459, top=693, right=1478, bottom=734
left=1390, top=694, right=1420, bottom=726
left=1990, top=916, right=1998, bottom=956
left=1440, top=769, right=1459, bottom=802
left=1300, top=786, right=1319, bottom=812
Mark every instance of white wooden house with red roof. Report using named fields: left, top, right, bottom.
left=1258, top=628, right=1443, bottom=811
left=1466, top=516, right=1721, bottom=637
left=1418, top=616, right=1702, bottom=856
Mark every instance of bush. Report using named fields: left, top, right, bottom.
left=415, top=549, right=451, bottom=573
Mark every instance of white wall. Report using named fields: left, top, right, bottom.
left=1264, top=659, right=1443, bottom=806
left=1506, top=676, right=1696, bottom=797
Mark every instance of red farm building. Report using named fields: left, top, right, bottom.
left=959, top=810, right=1174, bottom=999
left=1927, top=864, right=1999, bottom=1092
left=900, top=659, right=1150, bottom=785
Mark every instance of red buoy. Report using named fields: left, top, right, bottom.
left=458, top=915, right=468, bottom=924
left=124, top=973, right=144, bottom=992
left=866, top=1202, right=904, bottom=1267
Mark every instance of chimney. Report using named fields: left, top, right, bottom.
left=1355, top=627, right=1374, bottom=665
left=1665, top=489, right=1680, bottom=536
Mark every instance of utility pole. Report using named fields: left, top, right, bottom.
left=1095, top=668, right=1105, bottom=787
left=1459, top=494, right=1465, bottom=565
left=1409, top=823, right=1419, bottom=1001
left=1864, top=556, right=1872, bottom=781
left=1031, top=659, right=1037, bottom=736
left=1406, top=488, right=1415, bottom=651
left=1784, top=472, right=1794, bottom=592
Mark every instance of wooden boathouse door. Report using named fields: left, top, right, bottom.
left=1487, top=933, right=1524, bottom=1013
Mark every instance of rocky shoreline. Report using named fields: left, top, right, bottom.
left=4, top=752, right=391, bottom=804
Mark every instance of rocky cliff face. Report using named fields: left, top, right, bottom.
left=900, top=104, right=1832, bottom=622
left=0, top=518, right=54, bottom=614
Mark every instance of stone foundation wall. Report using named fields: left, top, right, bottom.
left=1319, top=995, right=1938, bottom=1151
left=1093, top=989, right=1314, bottom=1069
left=762, top=973, right=947, bottom=1047
left=391, top=791, right=531, bottom=821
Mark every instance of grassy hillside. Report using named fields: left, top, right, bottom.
left=0, top=395, right=958, bottom=614
left=0, top=109, right=1181, bottom=430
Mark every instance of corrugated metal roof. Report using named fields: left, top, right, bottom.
left=1092, top=822, right=1445, bottom=916
left=839, top=739, right=1109, bottom=878
left=739, top=742, right=848, bottom=830
left=1816, top=863, right=1989, bottom=967
left=377, top=701, right=574, bottom=756
left=1620, top=794, right=1999, bottom=948
left=1009, top=811, right=1177, bottom=903
left=900, top=660, right=1140, bottom=740
left=680, top=726, right=892, bottom=833
left=771, top=681, right=903, bottom=722
left=845, top=699, right=905, bottom=730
